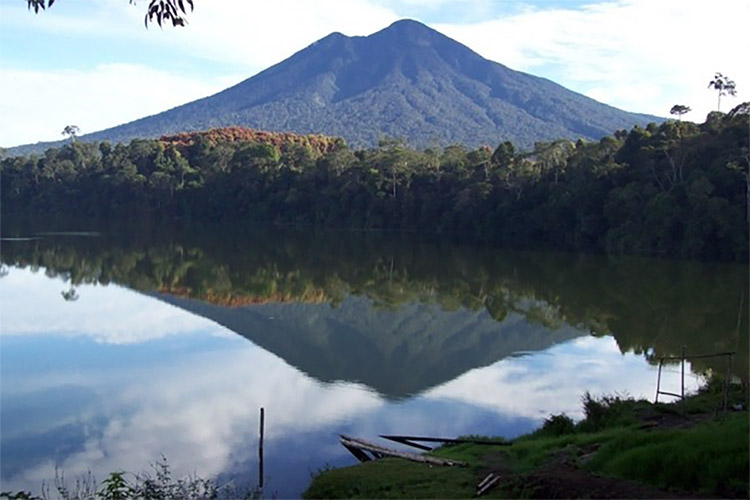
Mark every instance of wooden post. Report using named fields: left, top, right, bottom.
left=679, top=346, right=687, bottom=417
left=681, top=345, right=686, bottom=400
left=655, top=359, right=663, bottom=403
left=259, top=407, right=264, bottom=490
left=723, top=354, right=732, bottom=414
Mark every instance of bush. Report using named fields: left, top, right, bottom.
left=578, top=392, right=640, bottom=432
left=539, top=414, right=576, bottom=437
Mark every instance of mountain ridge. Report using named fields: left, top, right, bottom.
left=9, top=19, right=660, bottom=155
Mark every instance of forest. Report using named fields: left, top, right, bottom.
left=2, top=108, right=748, bottom=261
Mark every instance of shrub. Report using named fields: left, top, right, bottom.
left=578, top=392, right=640, bottom=432
left=539, top=413, right=576, bottom=437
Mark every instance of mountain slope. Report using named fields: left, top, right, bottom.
left=13, top=19, right=659, bottom=154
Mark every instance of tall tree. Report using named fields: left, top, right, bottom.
left=61, top=124, right=80, bottom=142
left=669, top=104, right=691, bottom=121
left=708, top=73, right=737, bottom=112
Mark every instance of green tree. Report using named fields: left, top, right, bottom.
left=708, top=73, right=737, bottom=112
left=669, top=104, right=691, bottom=121
left=61, top=124, right=79, bottom=142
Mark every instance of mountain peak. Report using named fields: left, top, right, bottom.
left=373, top=18, right=444, bottom=45
left=384, top=18, right=434, bottom=32
left=8, top=19, right=659, bottom=155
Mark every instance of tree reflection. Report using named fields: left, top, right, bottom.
left=1, top=222, right=746, bottom=379
left=61, top=287, right=79, bottom=301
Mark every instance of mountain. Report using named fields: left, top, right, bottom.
left=11, top=19, right=659, bottom=154
left=154, top=293, right=585, bottom=399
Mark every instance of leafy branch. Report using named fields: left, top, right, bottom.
left=26, top=0, right=194, bottom=27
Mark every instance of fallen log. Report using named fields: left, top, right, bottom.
left=339, top=435, right=467, bottom=467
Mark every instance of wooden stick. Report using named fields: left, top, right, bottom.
left=658, top=391, right=683, bottom=398
left=342, top=442, right=372, bottom=463
left=655, top=359, right=663, bottom=403
left=259, top=407, right=264, bottom=489
left=380, top=436, right=433, bottom=451
left=657, top=351, right=735, bottom=361
left=681, top=345, right=686, bottom=400
left=380, top=435, right=509, bottom=447
left=477, top=473, right=496, bottom=490
left=476, top=473, right=501, bottom=497
left=723, top=354, right=733, bottom=414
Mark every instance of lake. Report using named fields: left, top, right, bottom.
left=1, top=224, right=747, bottom=498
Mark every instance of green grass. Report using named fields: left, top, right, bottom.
left=304, top=381, right=749, bottom=499
left=302, top=458, right=477, bottom=499
left=586, top=413, right=749, bottom=497
left=505, top=427, right=625, bottom=472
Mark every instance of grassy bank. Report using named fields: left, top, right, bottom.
left=304, top=382, right=749, bottom=499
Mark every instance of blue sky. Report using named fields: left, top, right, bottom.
left=1, top=0, right=748, bottom=147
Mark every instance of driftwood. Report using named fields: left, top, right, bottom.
left=339, top=435, right=467, bottom=467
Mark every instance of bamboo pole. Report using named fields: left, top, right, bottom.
left=681, top=345, right=686, bottom=400
left=259, top=407, right=264, bottom=490
left=655, top=359, right=663, bottom=403
left=723, top=354, right=733, bottom=414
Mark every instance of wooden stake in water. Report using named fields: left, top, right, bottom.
left=259, top=407, right=264, bottom=490
left=655, top=359, right=663, bottom=403
left=681, top=345, right=686, bottom=400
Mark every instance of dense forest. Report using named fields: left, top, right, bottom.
left=2, top=108, right=748, bottom=261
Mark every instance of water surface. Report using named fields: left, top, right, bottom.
left=1, top=226, right=746, bottom=497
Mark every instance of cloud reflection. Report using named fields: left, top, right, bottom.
left=1, top=268, right=225, bottom=344
left=1, top=264, right=704, bottom=497
left=425, top=336, right=704, bottom=420
left=3, top=342, right=384, bottom=494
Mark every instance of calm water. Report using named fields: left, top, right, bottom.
left=1, top=225, right=747, bottom=497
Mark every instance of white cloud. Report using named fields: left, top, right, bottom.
left=155, top=0, right=399, bottom=69
left=436, top=0, right=750, bottom=120
left=0, top=64, right=237, bottom=147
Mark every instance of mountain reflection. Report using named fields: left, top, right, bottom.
left=2, top=223, right=747, bottom=382
left=156, top=293, right=584, bottom=398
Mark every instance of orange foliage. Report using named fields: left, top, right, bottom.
left=157, top=284, right=331, bottom=307
left=159, top=127, right=345, bottom=158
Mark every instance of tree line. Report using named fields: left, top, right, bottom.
left=2, top=110, right=748, bottom=261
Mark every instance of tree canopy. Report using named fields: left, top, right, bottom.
left=669, top=104, right=691, bottom=120
left=708, top=73, right=738, bottom=111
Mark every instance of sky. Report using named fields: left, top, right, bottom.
left=0, top=0, right=748, bottom=148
